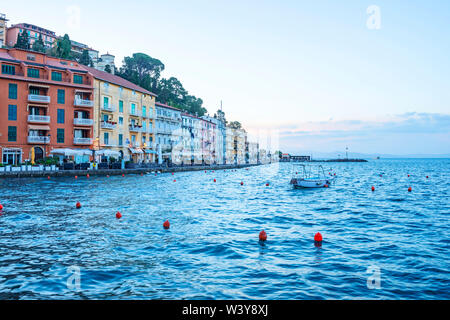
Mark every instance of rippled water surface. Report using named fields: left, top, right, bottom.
left=0, top=159, right=449, bottom=300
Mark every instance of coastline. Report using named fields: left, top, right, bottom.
left=0, top=163, right=262, bottom=179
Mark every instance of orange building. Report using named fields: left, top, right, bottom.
left=0, top=48, right=94, bottom=165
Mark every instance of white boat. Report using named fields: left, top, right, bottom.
left=290, top=164, right=335, bottom=189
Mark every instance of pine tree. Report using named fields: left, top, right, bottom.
left=104, top=64, right=112, bottom=73
left=32, top=34, right=45, bottom=53
left=14, top=30, right=30, bottom=50
left=79, top=49, right=92, bottom=66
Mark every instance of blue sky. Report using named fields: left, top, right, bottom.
left=2, top=1, right=449, bottom=155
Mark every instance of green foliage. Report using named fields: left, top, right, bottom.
left=117, top=52, right=207, bottom=117
left=214, top=109, right=227, bottom=124
left=31, top=34, right=45, bottom=53
left=48, top=34, right=72, bottom=59
left=14, top=30, right=30, bottom=50
left=229, top=121, right=242, bottom=130
left=79, top=49, right=92, bottom=66
left=104, top=64, right=112, bottom=73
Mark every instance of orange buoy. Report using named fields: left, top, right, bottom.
left=324, top=184, right=329, bottom=188
left=76, top=202, right=81, bottom=209
left=314, top=232, right=323, bottom=243
left=372, top=186, right=375, bottom=192
left=163, top=220, right=170, bottom=229
left=408, top=187, right=412, bottom=192
left=0, top=204, right=3, bottom=211
left=259, top=230, right=267, bottom=241
left=116, top=211, right=122, bottom=219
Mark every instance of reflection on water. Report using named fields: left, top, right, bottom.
left=0, top=159, right=449, bottom=299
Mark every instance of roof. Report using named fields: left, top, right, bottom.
left=155, top=101, right=182, bottom=112
left=82, top=65, right=156, bottom=97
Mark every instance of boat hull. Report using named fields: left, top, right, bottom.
left=290, top=178, right=332, bottom=188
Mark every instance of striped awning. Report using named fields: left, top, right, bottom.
left=129, top=148, right=144, bottom=154
left=29, top=125, right=50, bottom=131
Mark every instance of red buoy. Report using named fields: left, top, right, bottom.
left=75, top=176, right=78, bottom=179
left=266, top=183, right=270, bottom=187
left=47, top=176, right=50, bottom=180
left=116, top=211, right=122, bottom=219
left=107, top=175, right=110, bottom=178
left=426, top=176, right=429, bottom=179
left=324, top=184, right=329, bottom=188
left=408, top=174, right=410, bottom=177
left=87, top=174, right=90, bottom=178
left=0, top=204, right=3, bottom=211
left=76, top=202, right=81, bottom=209
left=240, top=182, right=244, bottom=186
left=408, top=187, right=412, bottom=192
left=122, top=174, right=125, bottom=177
left=173, top=179, right=176, bottom=182
left=214, top=179, right=217, bottom=183
left=380, top=174, right=383, bottom=177
left=163, top=220, right=170, bottom=229
left=372, top=186, right=375, bottom=192
left=141, top=173, right=144, bottom=176
left=172, top=172, right=174, bottom=175
left=314, top=232, right=323, bottom=242
left=259, top=230, right=267, bottom=241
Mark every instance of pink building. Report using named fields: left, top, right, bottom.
left=6, top=23, right=57, bottom=48
left=200, top=118, right=216, bottom=164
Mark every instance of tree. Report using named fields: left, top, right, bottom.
left=79, top=49, right=92, bottom=66
left=31, top=34, right=45, bottom=53
left=229, top=121, right=242, bottom=130
left=119, top=53, right=165, bottom=92
left=104, top=64, right=112, bottom=73
left=49, top=34, right=72, bottom=59
left=214, top=109, right=227, bottom=124
left=14, top=30, right=30, bottom=50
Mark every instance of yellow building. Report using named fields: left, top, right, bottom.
left=84, top=66, right=157, bottom=163
left=225, top=126, right=246, bottom=164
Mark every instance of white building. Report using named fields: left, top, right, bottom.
left=155, top=102, right=182, bottom=164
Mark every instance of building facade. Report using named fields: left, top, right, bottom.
left=6, top=23, right=57, bottom=49
left=0, top=48, right=94, bottom=165
left=155, top=102, right=182, bottom=164
left=202, top=115, right=225, bottom=165
left=83, top=66, right=157, bottom=163
left=180, top=113, right=202, bottom=165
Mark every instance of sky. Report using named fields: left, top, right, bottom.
left=2, top=0, right=449, bottom=155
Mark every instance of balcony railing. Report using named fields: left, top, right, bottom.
left=74, top=137, right=93, bottom=145
left=74, top=118, right=94, bottom=126
left=74, top=98, right=94, bottom=107
left=101, top=122, right=117, bottom=130
left=129, top=125, right=142, bottom=132
left=28, top=94, right=50, bottom=103
left=28, top=136, right=50, bottom=144
left=28, top=115, right=50, bottom=123
left=102, top=104, right=116, bottom=112
left=102, top=140, right=117, bottom=147
left=129, top=110, right=141, bottom=117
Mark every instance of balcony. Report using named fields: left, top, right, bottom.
left=102, top=139, right=117, bottom=147
left=101, top=121, right=117, bottom=130
left=28, top=136, right=50, bottom=144
left=102, top=104, right=116, bottom=112
left=28, top=115, right=50, bottom=123
left=74, top=98, right=94, bottom=107
left=28, top=94, right=50, bottom=104
left=74, top=137, right=93, bottom=145
left=146, top=128, right=154, bottom=134
left=74, top=118, right=94, bottom=126
left=129, top=125, right=142, bottom=132
left=129, top=110, right=141, bottom=117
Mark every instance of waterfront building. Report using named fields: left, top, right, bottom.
left=180, top=113, right=202, bottom=165
left=155, top=102, right=182, bottom=164
left=0, top=48, right=94, bottom=165
left=246, top=141, right=259, bottom=164
left=0, top=13, right=7, bottom=48
left=226, top=127, right=246, bottom=165
left=200, top=117, right=217, bottom=165
left=82, top=66, right=157, bottom=163
left=6, top=23, right=57, bottom=49
left=202, top=114, right=225, bottom=165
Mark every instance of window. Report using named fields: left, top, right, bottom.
left=118, top=134, right=123, bottom=146
left=73, top=74, right=83, bottom=84
left=104, top=132, right=109, bottom=145
left=142, top=106, right=147, bottom=117
left=142, top=136, right=146, bottom=145
left=57, top=89, right=65, bottom=104
left=131, top=103, right=136, bottom=115
left=118, top=117, right=123, bottom=126
left=103, top=97, right=109, bottom=107
left=27, top=68, right=40, bottom=78
left=8, top=105, right=17, bottom=121
left=57, top=129, right=65, bottom=143
left=8, top=126, right=17, bottom=142
left=8, top=84, right=17, bottom=99
left=51, top=71, right=62, bottom=81
left=57, top=109, right=65, bottom=124
left=2, top=64, right=15, bottom=75
left=119, top=100, right=123, bottom=113
left=30, top=87, right=40, bottom=95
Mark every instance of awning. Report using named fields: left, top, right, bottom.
left=50, top=148, right=92, bottom=156
left=29, top=125, right=50, bottom=131
left=28, top=84, right=49, bottom=89
left=129, top=148, right=144, bottom=154
left=75, top=89, right=92, bottom=93
left=144, top=150, right=157, bottom=154
left=96, top=149, right=121, bottom=158
left=27, top=104, right=48, bottom=109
